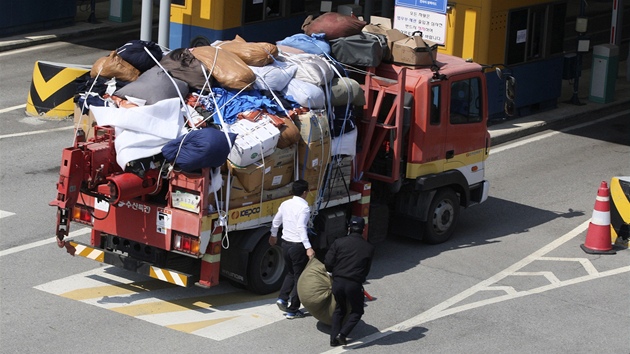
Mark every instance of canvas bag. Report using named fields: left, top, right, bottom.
left=329, top=32, right=389, bottom=67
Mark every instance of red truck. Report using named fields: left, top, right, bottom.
left=51, top=53, right=496, bottom=294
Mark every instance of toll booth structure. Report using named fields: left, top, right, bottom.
left=168, top=0, right=316, bottom=48
left=438, top=0, right=568, bottom=121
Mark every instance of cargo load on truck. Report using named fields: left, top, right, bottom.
left=52, top=14, right=497, bottom=294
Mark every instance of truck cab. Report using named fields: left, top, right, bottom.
left=356, top=56, right=490, bottom=244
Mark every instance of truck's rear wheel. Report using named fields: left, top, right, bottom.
left=423, top=188, right=459, bottom=244
left=246, top=238, right=286, bottom=294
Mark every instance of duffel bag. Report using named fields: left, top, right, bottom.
left=329, top=32, right=389, bottom=67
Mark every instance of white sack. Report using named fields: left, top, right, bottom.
left=331, top=127, right=357, bottom=156
left=250, top=60, right=298, bottom=91
left=91, top=97, right=185, bottom=168
left=282, top=79, right=325, bottom=109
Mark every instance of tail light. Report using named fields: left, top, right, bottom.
left=72, top=205, right=94, bottom=224
left=173, top=233, right=201, bottom=255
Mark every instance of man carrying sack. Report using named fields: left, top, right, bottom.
left=325, top=216, right=375, bottom=346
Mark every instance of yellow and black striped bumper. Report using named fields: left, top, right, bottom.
left=68, top=241, right=193, bottom=287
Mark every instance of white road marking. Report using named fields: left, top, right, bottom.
left=35, top=266, right=285, bottom=340
left=0, top=104, right=26, bottom=114
left=0, top=125, right=73, bottom=140
left=0, top=210, right=16, bottom=219
left=0, top=227, right=90, bottom=257
left=0, top=41, right=67, bottom=57
left=324, top=219, right=630, bottom=353
left=490, top=110, right=629, bottom=154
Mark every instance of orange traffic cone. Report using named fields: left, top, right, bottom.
left=581, top=181, right=616, bottom=254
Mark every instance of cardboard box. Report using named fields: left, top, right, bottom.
left=322, top=184, right=353, bottom=202
left=228, top=118, right=280, bottom=167
left=230, top=161, right=294, bottom=192
left=261, top=183, right=293, bottom=201
left=391, top=32, right=438, bottom=67
left=362, top=16, right=407, bottom=62
left=298, top=138, right=331, bottom=172
left=301, top=168, right=325, bottom=190
left=296, top=109, right=331, bottom=144
left=73, top=105, right=97, bottom=140
left=230, top=145, right=296, bottom=192
left=226, top=174, right=260, bottom=199
left=267, top=145, right=296, bottom=167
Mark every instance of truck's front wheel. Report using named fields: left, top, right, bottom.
left=246, top=238, right=286, bottom=294
left=423, top=188, right=459, bottom=244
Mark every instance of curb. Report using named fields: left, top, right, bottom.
left=0, top=21, right=144, bottom=53
left=490, top=99, right=630, bottom=146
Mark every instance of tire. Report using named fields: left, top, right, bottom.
left=423, top=188, right=459, bottom=244
left=246, top=238, right=286, bottom=295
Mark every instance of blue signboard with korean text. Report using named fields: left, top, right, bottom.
left=395, top=0, right=447, bottom=14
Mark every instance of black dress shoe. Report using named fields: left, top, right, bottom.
left=330, top=338, right=340, bottom=347
left=336, top=334, right=347, bottom=345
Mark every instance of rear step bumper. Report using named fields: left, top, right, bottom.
left=68, top=241, right=193, bottom=287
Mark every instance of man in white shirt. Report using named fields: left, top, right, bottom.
left=269, top=179, right=315, bottom=319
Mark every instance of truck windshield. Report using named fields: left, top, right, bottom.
left=449, top=77, right=482, bottom=124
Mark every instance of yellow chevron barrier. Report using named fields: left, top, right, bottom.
left=610, top=176, right=630, bottom=248
left=25, top=61, right=90, bottom=119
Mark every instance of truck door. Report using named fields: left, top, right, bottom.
left=443, top=75, right=488, bottom=186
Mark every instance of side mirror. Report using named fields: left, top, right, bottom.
left=496, top=67, right=504, bottom=80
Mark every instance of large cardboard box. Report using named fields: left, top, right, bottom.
left=230, top=161, right=294, bottom=192
left=230, top=145, right=296, bottom=192
left=298, top=138, right=331, bottom=189
left=296, top=109, right=331, bottom=144
left=73, top=105, right=97, bottom=140
left=298, top=138, right=331, bottom=171
left=391, top=32, right=438, bottom=67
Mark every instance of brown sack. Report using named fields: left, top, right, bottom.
left=190, top=46, right=256, bottom=90
left=90, top=50, right=140, bottom=82
left=277, top=117, right=300, bottom=149
left=302, top=12, right=366, bottom=40
left=217, top=35, right=279, bottom=67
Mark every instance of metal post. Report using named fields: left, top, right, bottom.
left=140, top=0, right=154, bottom=42
left=610, top=0, right=622, bottom=45
left=87, top=0, right=98, bottom=24
left=158, top=0, right=171, bottom=49
left=570, top=0, right=586, bottom=106
left=364, top=0, right=374, bottom=23
left=381, top=0, right=394, bottom=18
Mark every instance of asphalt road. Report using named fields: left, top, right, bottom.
left=1, top=37, right=629, bottom=354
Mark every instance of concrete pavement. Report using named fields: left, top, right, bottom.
left=1, top=1, right=628, bottom=146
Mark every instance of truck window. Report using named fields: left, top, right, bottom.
left=449, top=77, right=482, bottom=124
left=430, top=85, right=441, bottom=125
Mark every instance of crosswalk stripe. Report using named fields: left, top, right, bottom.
left=60, top=281, right=175, bottom=301
left=35, top=267, right=286, bottom=340
left=0, top=210, right=15, bottom=218
left=109, top=291, right=276, bottom=317
left=166, top=317, right=237, bottom=333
